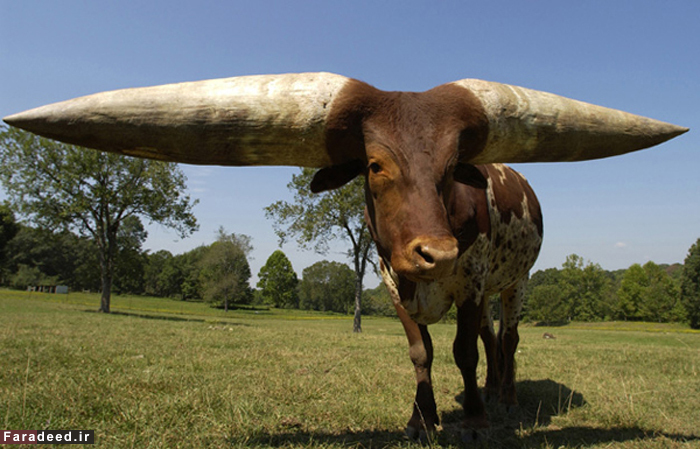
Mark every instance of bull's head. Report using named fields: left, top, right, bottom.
left=3, top=72, right=688, bottom=283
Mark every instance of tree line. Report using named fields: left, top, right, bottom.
left=2, top=205, right=699, bottom=328
left=524, top=251, right=699, bottom=327
left=0, top=212, right=389, bottom=315
left=0, top=128, right=377, bottom=329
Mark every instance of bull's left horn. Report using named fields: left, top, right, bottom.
left=3, top=72, right=352, bottom=167
left=452, top=79, right=688, bottom=163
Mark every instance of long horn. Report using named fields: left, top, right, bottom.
left=3, top=72, right=352, bottom=167
left=452, top=79, right=688, bottom=163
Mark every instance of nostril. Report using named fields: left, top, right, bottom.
left=403, top=237, right=458, bottom=280
left=415, top=246, right=435, bottom=266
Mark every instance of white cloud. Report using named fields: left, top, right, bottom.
left=615, top=242, right=627, bottom=249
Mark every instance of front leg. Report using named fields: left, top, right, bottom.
left=382, top=260, right=439, bottom=439
left=453, top=295, right=490, bottom=440
left=393, top=299, right=439, bottom=440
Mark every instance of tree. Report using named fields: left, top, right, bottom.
left=4, top=225, right=100, bottom=291
left=363, top=283, right=395, bottom=317
left=524, top=268, right=563, bottom=321
left=617, top=263, right=648, bottom=320
left=615, top=261, right=684, bottom=323
left=526, top=255, right=614, bottom=322
left=298, top=261, right=355, bottom=313
left=560, top=254, right=611, bottom=321
left=681, top=238, right=700, bottom=329
left=144, top=250, right=175, bottom=297
left=265, top=168, right=375, bottom=332
left=0, top=204, right=21, bottom=283
left=0, top=126, right=198, bottom=312
left=257, top=250, right=299, bottom=308
left=112, top=216, right=148, bottom=295
left=639, top=261, right=684, bottom=323
left=0, top=204, right=20, bottom=261
left=198, top=228, right=254, bottom=311
left=527, top=284, right=569, bottom=324
left=176, top=246, right=208, bottom=301
left=10, top=264, right=50, bottom=290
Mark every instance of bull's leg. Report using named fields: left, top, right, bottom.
left=454, top=295, right=489, bottom=440
left=497, top=278, right=525, bottom=410
left=393, top=300, right=439, bottom=440
left=479, top=299, right=500, bottom=401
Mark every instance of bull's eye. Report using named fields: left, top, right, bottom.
left=369, top=162, right=382, bottom=174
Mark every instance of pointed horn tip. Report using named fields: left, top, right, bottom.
left=3, top=109, right=47, bottom=130
left=674, top=125, right=690, bottom=136
left=3, top=112, right=54, bottom=142
left=660, top=123, right=689, bottom=142
left=3, top=112, right=24, bottom=126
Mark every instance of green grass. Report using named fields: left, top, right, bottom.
left=1, top=289, right=699, bottom=448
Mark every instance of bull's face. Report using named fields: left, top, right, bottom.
left=362, top=117, right=459, bottom=282
left=312, top=85, right=491, bottom=283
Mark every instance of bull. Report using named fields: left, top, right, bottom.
left=3, top=72, right=687, bottom=440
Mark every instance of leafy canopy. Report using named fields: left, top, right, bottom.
left=0, top=126, right=198, bottom=311
left=681, top=238, right=700, bottom=329
left=265, top=168, right=374, bottom=332
left=198, top=228, right=254, bottom=309
left=299, top=260, right=355, bottom=313
left=265, top=168, right=368, bottom=255
left=0, top=126, right=198, bottom=239
left=257, top=250, right=299, bottom=308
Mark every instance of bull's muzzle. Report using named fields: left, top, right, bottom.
left=398, top=236, right=459, bottom=282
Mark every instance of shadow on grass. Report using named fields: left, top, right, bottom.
left=228, top=378, right=698, bottom=448
left=519, top=426, right=699, bottom=448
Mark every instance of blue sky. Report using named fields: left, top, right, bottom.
left=1, top=1, right=698, bottom=287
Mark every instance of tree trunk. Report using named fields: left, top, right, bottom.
left=98, top=250, right=113, bottom=313
left=99, top=276, right=112, bottom=313
left=353, top=272, right=363, bottom=333
left=97, top=226, right=117, bottom=313
left=352, top=238, right=373, bottom=333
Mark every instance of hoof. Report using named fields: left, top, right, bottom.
left=482, top=387, right=499, bottom=402
left=405, top=425, right=436, bottom=444
left=460, top=427, right=488, bottom=444
left=460, top=416, right=489, bottom=444
left=498, top=401, right=519, bottom=415
left=405, top=425, right=419, bottom=441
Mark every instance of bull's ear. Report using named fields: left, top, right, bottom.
left=310, top=160, right=365, bottom=193
left=453, top=163, right=487, bottom=189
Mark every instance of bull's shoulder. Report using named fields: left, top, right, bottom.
left=480, top=164, right=542, bottom=236
left=449, top=173, right=491, bottom=252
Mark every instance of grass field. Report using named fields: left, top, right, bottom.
left=1, top=289, right=699, bottom=448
